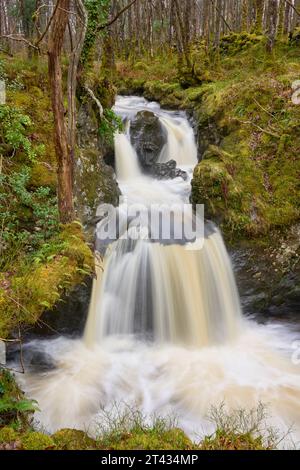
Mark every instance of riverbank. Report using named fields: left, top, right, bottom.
left=0, top=368, right=278, bottom=450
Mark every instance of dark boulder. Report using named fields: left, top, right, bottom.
left=130, top=110, right=166, bottom=168
left=149, top=160, right=188, bottom=181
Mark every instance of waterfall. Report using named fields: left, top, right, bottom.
left=16, top=96, right=300, bottom=445
left=158, top=115, right=198, bottom=166
left=114, top=129, right=141, bottom=180
left=84, top=228, right=241, bottom=348
left=86, top=99, right=238, bottom=348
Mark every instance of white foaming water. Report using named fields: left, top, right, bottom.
left=16, top=96, right=300, bottom=446
left=158, top=116, right=198, bottom=166
left=114, top=130, right=141, bottom=180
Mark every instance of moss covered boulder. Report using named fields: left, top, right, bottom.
left=74, top=148, right=121, bottom=226
left=101, top=427, right=194, bottom=451
left=52, top=429, right=97, bottom=450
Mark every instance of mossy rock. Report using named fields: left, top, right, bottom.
left=192, top=158, right=232, bottom=221
left=102, top=428, right=194, bottom=450
left=220, top=32, right=263, bottom=54
left=0, top=222, right=93, bottom=338
left=0, top=427, right=18, bottom=444
left=52, top=429, right=97, bottom=450
left=21, top=431, right=55, bottom=450
left=29, top=162, right=57, bottom=190
left=200, top=430, right=268, bottom=450
left=74, top=148, right=121, bottom=226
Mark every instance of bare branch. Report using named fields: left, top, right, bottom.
left=98, top=0, right=138, bottom=31
left=284, top=0, right=300, bottom=18
left=84, top=85, right=104, bottom=119
left=35, top=0, right=60, bottom=46
left=210, top=0, right=232, bottom=32
left=0, top=34, right=39, bottom=51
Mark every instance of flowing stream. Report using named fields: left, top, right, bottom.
left=15, top=96, right=300, bottom=446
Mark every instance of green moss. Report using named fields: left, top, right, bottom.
left=200, top=430, right=268, bottom=450
left=52, top=429, right=97, bottom=450
left=0, top=427, right=18, bottom=443
left=0, top=222, right=93, bottom=338
left=101, top=428, right=194, bottom=450
left=21, top=432, right=55, bottom=450
left=0, top=370, right=36, bottom=430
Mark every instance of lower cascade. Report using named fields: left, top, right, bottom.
left=16, top=96, right=300, bottom=446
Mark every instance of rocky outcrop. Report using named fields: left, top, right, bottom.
left=75, top=100, right=121, bottom=227
left=149, top=160, right=188, bottom=180
left=232, top=224, right=300, bottom=320
left=130, top=110, right=166, bottom=167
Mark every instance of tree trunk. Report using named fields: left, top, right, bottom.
left=48, top=0, right=74, bottom=224
left=266, top=0, right=278, bottom=53
left=254, top=0, right=265, bottom=32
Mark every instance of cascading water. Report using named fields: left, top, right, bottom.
left=114, top=125, right=141, bottom=180
left=158, top=115, right=198, bottom=166
left=15, top=96, right=300, bottom=446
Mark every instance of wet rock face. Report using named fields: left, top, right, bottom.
left=76, top=102, right=121, bottom=227
left=232, top=224, right=300, bottom=323
left=149, top=160, right=188, bottom=181
left=129, top=111, right=187, bottom=180
left=74, top=148, right=121, bottom=227
left=130, top=110, right=166, bottom=167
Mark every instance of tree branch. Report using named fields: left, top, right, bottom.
left=97, top=0, right=138, bottom=31
left=84, top=85, right=104, bottom=119
left=0, top=35, right=39, bottom=51
left=284, top=0, right=300, bottom=18
left=210, top=0, right=232, bottom=32
left=35, top=0, right=60, bottom=46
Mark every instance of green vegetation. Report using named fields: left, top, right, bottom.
left=0, top=370, right=38, bottom=430
left=98, top=108, right=123, bottom=146
left=0, top=57, right=94, bottom=339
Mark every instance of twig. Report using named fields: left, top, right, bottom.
left=239, top=120, right=280, bottom=138
left=253, top=98, right=275, bottom=119
left=57, top=7, right=84, bottom=25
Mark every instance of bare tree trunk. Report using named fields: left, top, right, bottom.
left=214, top=0, right=222, bottom=47
left=266, top=0, right=278, bottom=52
left=173, top=0, right=191, bottom=68
left=254, top=0, right=265, bottom=32
left=48, top=0, right=74, bottom=224
left=284, top=0, right=292, bottom=34
left=67, top=0, right=87, bottom=157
